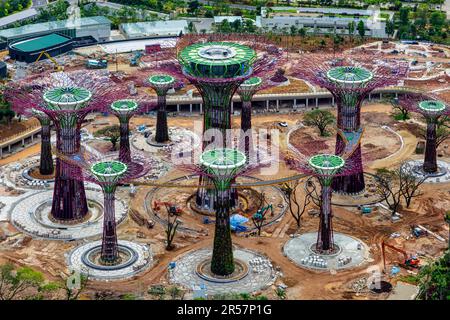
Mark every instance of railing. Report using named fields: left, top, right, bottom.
left=0, top=124, right=41, bottom=147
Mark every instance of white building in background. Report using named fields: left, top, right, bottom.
left=120, top=20, right=188, bottom=39
left=213, top=16, right=243, bottom=24
left=257, top=6, right=392, bottom=38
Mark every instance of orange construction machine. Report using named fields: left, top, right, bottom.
left=381, top=241, right=420, bottom=271
left=153, top=201, right=183, bottom=216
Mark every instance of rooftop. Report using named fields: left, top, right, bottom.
left=0, top=16, right=111, bottom=39
left=10, top=33, right=71, bottom=53
left=0, top=8, right=38, bottom=28
left=120, top=20, right=188, bottom=37
left=213, top=16, right=243, bottom=24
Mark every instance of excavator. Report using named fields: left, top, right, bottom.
left=35, top=50, right=63, bottom=71
left=381, top=241, right=420, bottom=272
left=153, top=201, right=183, bottom=216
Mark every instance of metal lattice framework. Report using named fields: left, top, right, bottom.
left=290, top=53, right=409, bottom=194
left=146, top=74, right=176, bottom=143
left=396, top=92, right=450, bottom=174
left=8, top=101, right=54, bottom=175
left=109, top=95, right=156, bottom=163
left=60, top=149, right=150, bottom=264
left=285, top=151, right=359, bottom=254
left=5, top=71, right=126, bottom=222
left=179, top=148, right=264, bottom=276
left=144, top=34, right=284, bottom=210
left=237, top=76, right=264, bottom=162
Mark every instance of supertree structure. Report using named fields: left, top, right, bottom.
left=176, top=35, right=283, bottom=208
left=236, top=76, right=262, bottom=161
left=286, top=153, right=356, bottom=253
left=8, top=101, right=54, bottom=175
left=291, top=54, right=408, bottom=194
left=177, top=41, right=257, bottom=146
left=61, top=151, right=149, bottom=264
left=109, top=99, right=149, bottom=164
left=32, top=109, right=54, bottom=175
left=396, top=93, right=450, bottom=175
left=5, top=71, right=120, bottom=222
left=181, top=148, right=249, bottom=276
left=7, top=75, right=54, bottom=175
left=147, top=74, right=176, bottom=143
left=134, top=34, right=283, bottom=209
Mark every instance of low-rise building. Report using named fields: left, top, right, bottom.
left=120, top=20, right=188, bottom=39
left=257, top=6, right=391, bottom=38
left=0, top=16, right=111, bottom=46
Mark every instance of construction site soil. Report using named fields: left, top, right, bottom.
left=0, top=102, right=448, bottom=300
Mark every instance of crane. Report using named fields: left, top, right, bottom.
left=35, top=50, right=63, bottom=71
left=381, top=241, right=420, bottom=272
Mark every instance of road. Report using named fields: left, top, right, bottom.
left=196, top=0, right=256, bottom=11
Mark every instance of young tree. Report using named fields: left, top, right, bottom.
left=290, top=25, right=298, bottom=36
left=385, top=19, right=395, bottom=38
left=357, top=20, right=365, bottom=39
left=0, top=264, right=45, bottom=300
left=281, top=180, right=312, bottom=229
left=348, top=21, right=355, bottom=39
left=95, top=125, right=121, bottom=151
left=299, top=27, right=306, bottom=37
left=218, top=19, right=232, bottom=33
left=375, top=162, right=425, bottom=214
left=244, top=19, right=256, bottom=33
left=251, top=194, right=272, bottom=236
left=374, top=168, right=404, bottom=216
left=399, top=162, right=426, bottom=208
left=399, top=7, right=410, bottom=26
left=187, top=21, right=197, bottom=34
left=231, top=19, right=242, bottom=32
left=392, top=98, right=411, bottom=121
left=187, top=0, right=200, bottom=15
left=303, top=109, right=336, bottom=137
left=165, top=204, right=180, bottom=250
left=333, top=34, right=343, bottom=54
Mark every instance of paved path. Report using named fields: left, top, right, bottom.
left=387, top=282, right=419, bottom=300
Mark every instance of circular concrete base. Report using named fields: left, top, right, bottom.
left=10, top=190, right=127, bottom=240
left=405, top=160, right=450, bottom=183
left=283, top=232, right=369, bottom=272
left=146, top=136, right=172, bottom=147
left=170, top=248, right=276, bottom=296
left=195, top=258, right=249, bottom=283
left=67, top=240, right=152, bottom=281
left=22, top=166, right=55, bottom=183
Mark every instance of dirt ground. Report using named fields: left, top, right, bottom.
left=0, top=101, right=448, bottom=300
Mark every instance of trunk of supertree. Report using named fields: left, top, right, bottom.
left=101, top=189, right=119, bottom=264
left=240, top=100, right=253, bottom=161
left=119, top=120, right=131, bottom=163
left=332, top=97, right=365, bottom=194
left=39, top=122, right=54, bottom=175
left=196, top=82, right=240, bottom=210
left=211, top=189, right=235, bottom=276
left=333, top=136, right=365, bottom=194
left=423, top=121, right=438, bottom=173
left=155, top=95, right=169, bottom=143
left=317, top=183, right=334, bottom=253
left=52, top=127, right=88, bottom=221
